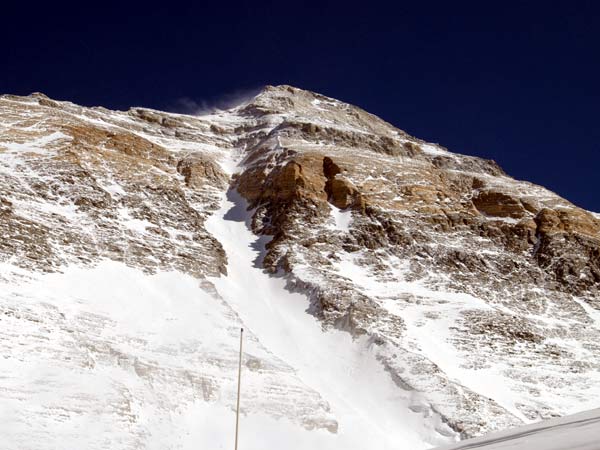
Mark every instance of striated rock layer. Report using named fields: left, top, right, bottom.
left=1, top=86, right=599, bottom=445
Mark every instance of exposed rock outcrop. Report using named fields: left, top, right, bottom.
left=228, top=85, right=600, bottom=436
left=472, top=190, right=527, bottom=218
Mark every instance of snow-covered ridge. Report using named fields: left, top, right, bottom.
left=434, top=408, right=600, bottom=450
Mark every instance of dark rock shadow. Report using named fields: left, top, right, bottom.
left=222, top=188, right=272, bottom=269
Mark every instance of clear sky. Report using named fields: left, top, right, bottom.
left=2, top=1, right=598, bottom=211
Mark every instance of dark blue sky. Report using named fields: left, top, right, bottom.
left=2, top=2, right=598, bottom=211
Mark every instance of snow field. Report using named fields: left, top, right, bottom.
left=204, top=167, right=458, bottom=449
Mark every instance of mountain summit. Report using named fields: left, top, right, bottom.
left=1, top=85, right=599, bottom=449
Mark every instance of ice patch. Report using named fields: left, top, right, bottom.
left=118, top=209, right=154, bottom=234
left=0, top=131, right=71, bottom=171
left=100, top=181, right=127, bottom=196
left=573, top=296, right=600, bottom=328
left=329, top=204, right=352, bottom=232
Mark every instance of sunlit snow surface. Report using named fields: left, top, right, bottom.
left=204, top=187, right=457, bottom=449
left=0, top=185, right=456, bottom=449
left=328, top=204, right=353, bottom=232
left=0, top=262, right=251, bottom=449
left=434, top=408, right=600, bottom=450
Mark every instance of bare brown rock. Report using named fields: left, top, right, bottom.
left=322, top=157, right=365, bottom=210
left=472, top=190, right=527, bottom=218
left=177, top=155, right=228, bottom=189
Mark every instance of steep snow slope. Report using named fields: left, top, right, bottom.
left=0, top=167, right=456, bottom=450
left=204, top=160, right=457, bottom=449
left=1, top=86, right=600, bottom=448
left=0, top=262, right=341, bottom=449
left=434, top=408, right=600, bottom=450
left=0, top=261, right=456, bottom=450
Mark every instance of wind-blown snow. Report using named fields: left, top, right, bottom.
left=419, top=143, right=452, bottom=157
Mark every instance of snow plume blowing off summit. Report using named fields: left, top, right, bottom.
left=172, top=87, right=263, bottom=116
left=0, top=85, right=599, bottom=449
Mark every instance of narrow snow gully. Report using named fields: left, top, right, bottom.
left=205, top=166, right=458, bottom=450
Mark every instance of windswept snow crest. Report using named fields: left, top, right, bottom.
left=434, top=408, right=600, bottom=450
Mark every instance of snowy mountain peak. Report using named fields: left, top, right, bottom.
left=1, top=87, right=599, bottom=449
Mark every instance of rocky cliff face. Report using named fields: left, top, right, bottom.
left=234, top=86, right=600, bottom=434
left=1, top=86, right=599, bottom=447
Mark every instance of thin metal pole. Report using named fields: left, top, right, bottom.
left=234, top=327, right=243, bottom=450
